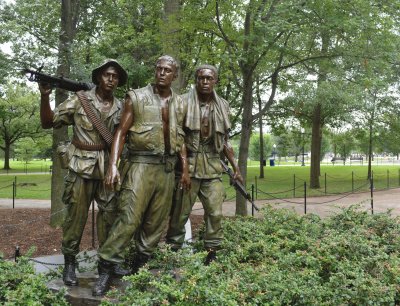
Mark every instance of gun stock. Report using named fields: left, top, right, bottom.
left=220, top=160, right=259, bottom=211
left=23, top=68, right=94, bottom=92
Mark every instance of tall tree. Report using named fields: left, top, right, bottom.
left=48, top=0, right=82, bottom=226
left=0, top=84, right=42, bottom=169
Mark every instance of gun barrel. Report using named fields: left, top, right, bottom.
left=220, top=159, right=260, bottom=211
left=23, top=68, right=94, bottom=92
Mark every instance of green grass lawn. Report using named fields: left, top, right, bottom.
left=223, top=164, right=400, bottom=200
left=0, top=159, right=399, bottom=200
left=0, top=159, right=52, bottom=174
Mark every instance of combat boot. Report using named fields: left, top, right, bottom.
left=113, top=264, right=130, bottom=277
left=204, top=249, right=217, bottom=266
left=130, top=253, right=149, bottom=274
left=63, top=255, right=78, bottom=286
left=92, top=258, right=115, bottom=296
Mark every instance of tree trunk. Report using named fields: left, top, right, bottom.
left=50, top=0, right=80, bottom=227
left=3, top=141, right=11, bottom=170
left=258, top=97, right=264, bottom=178
left=163, top=0, right=184, bottom=92
left=309, top=31, right=329, bottom=189
left=367, top=121, right=373, bottom=180
left=310, top=103, right=322, bottom=188
left=236, top=72, right=253, bottom=216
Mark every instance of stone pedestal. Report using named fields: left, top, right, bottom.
left=47, top=272, right=128, bottom=305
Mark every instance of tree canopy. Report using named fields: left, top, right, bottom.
left=1, top=0, right=400, bottom=215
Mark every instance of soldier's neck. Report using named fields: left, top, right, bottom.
left=96, top=87, right=114, bottom=103
left=153, top=84, right=172, bottom=100
left=198, top=93, right=213, bottom=104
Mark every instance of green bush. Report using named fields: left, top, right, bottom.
left=103, top=205, right=400, bottom=305
left=0, top=255, right=68, bottom=306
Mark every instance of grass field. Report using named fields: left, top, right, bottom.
left=224, top=164, right=400, bottom=200
left=0, top=159, right=399, bottom=200
left=0, top=159, right=52, bottom=174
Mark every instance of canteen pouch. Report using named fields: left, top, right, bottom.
left=56, top=141, right=71, bottom=169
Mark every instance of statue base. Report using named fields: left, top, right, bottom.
left=47, top=271, right=128, bottom=305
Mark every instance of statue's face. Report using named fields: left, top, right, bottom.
left=97, top=66, right=119, bottom=92
left=196, top=69, right=217, bottom=95
left=154, top=60, right=176, bottom=88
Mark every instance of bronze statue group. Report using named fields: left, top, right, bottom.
left=39, top=56, right=243, bottom=296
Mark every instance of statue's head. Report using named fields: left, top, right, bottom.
left=194, top=64, right=218, bottom=95
left=92, top=59, right=128, bottom=87
left=154, top=55, right=178, bottom=88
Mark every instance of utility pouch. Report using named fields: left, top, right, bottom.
left=56, top=141, right=71, bottom=169
left=164, top=156, right=177, bottom=173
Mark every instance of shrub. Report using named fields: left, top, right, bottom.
left=103, top=205, right=400, bottom=305
left=0, top=254, right=68, bottom=305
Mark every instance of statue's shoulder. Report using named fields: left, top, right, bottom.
left=127, top=85, right=152, bottom=103
left=216, top=94, right=229, bottom=109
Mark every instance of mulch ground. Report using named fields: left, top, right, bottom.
left=0, top=208, right=204, bottom=260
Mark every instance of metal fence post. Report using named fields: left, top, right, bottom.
left=14, top=176, right=17, bottom=198
left=387, top=169, right=389, bottom=189
left=293, top=174, right=296, bottom=198
left=255, top=176, right=258, bottom=200
left=304, top=182, right=307, bottom=215
left=12, top=181, right=15, bottom=209
left=370, top=171, right=374, bottom=215
left=251, top=184, right=255, bottom=216
left=352, top=171, right=354, bottom=193
left=324, top=173, right=327, bottom=194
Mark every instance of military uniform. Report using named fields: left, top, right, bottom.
left=98, top=84, right=186, bottom=264
left=54, top=87, right=122, bottom=256
left=167, top=85, right=231, bottom=250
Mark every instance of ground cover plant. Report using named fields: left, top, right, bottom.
left=0, top=252, right=68, bottom=305
left=103, top=206, right=400, bottom=305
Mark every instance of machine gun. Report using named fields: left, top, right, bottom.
left=220, top=160, right=259, bottom=212
left=23, top=68, right=94, bottom=92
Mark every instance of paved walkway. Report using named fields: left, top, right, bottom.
left=191, top=188, right=400, bottom=218
left=2, top=187, right=400, bottom=218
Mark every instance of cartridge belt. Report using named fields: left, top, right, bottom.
left=128, top=153, right=177, bottom=164
left=72, top=137, right=106, bottom=151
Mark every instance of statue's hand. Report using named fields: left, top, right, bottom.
left=38, top=83, right=52, bottom=96
left=233, top=167, right=244, bottom=185
left=105, top=164, right=120, bottom=191
left=179, top=171, right=191, bottom=191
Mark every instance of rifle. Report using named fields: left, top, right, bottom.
left=220, top=160, right=259, bottom=212
left=23, top=68, right=95, bottom=92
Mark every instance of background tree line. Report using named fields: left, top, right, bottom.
left=0, top=0, right=399, bottom=218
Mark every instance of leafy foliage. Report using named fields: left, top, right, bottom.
left=104, top=206, right=400, bottom=305
left=0, top=254, right=68, bottom=305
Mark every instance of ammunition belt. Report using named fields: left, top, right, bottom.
left=72, top=137, right=106, bottom=151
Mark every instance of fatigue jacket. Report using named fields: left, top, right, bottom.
left=125, top=84, right=186, bottom=156
left=182, top=87, right=231, bottom=179
left=53, top=87, right=122, bottom=179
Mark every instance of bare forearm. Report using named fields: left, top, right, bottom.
left=179, top=143, right=188, bottom=173
left=109, top=129, right=125, bottom=167
left=223, top=142, right=238, bottom=170
left=40, top=94, right=54, bottom=129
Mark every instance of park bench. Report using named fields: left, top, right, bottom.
left=350, top=156, right=363, bottom=165
left=331, top=157, right=345, bottom=165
